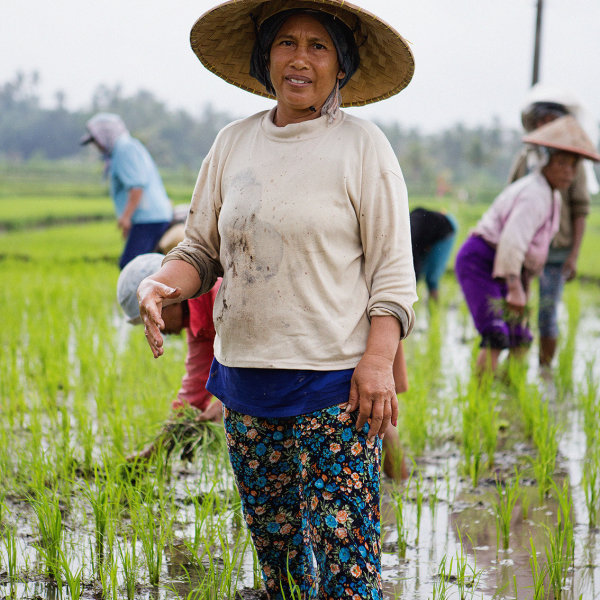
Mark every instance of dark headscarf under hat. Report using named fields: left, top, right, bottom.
left=249, top=8, right=360, bottom=96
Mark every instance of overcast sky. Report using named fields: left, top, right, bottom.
left=2, top=0, right=599, bottom=132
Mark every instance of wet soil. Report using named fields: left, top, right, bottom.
left=2, top=284, right=599, bottom=600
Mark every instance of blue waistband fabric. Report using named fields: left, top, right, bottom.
left=206, top=358, right=354, bottom=418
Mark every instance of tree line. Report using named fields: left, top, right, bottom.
left=0, top=71, right=523, bottom=196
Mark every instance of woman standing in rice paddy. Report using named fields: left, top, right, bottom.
left=136, top=1, right=417, bottom=598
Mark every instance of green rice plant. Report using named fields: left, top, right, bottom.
left=580, top=364, right=599, bottom=450
left=544, top=480, right=575, bottom=600
left=530, top=403, right=559, bottom=501
left=409, top=465, right=425, bottom=542
left=423, top=299, right=444, bottom=381
left=281, top=556, right=303, bottom=600
left=29, top=488, right=63, bottom=580
left=252, top=542, right=262, bottom=590
left=431, top=554, right=451, bottom=600
left=582, top=450, right=600, bottom=527
left=133, top=507, right=162, bottom=586
left=390, top=488, right=408, bottom=557
left=81, top=465, right=122, bottom=569
left=494, top=470, right=521, bottom=551
left=506, top=355, right=546, bottom=442
left=556, top=283, right=581, bottom=397
left=73, top=395, right=95, bottom=475
left=98, top=548, right=119, bottom=600
left=521, top=482, right=533, bottom=522
left=2, top=525, right=19, bottom=594
left=428, top=476, right=441, bottom=524
left=118, top=536, right=138, bottom=600
left=217, top=527, right=252, bottom=599
left=529, top=537, right=548, bottom=600
left=459, top=371, right=497, bottom=487
left=60, top=546, right=83, bottom=600
left=515, top=382, right=543, bottom=441
left=130, top=487, right=173, bottom=587
left=188, top=525, right=249, bottom=600
left=398, top=382, right=429, bottom=456
left=453, top=530, right=483, bottom=600
left=187, top=484, right=222, bottom=552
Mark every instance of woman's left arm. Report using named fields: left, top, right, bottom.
left=347, top=315, right=400, bottom=440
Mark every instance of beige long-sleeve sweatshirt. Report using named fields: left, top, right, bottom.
left=165, top=108, right=417, bottom=370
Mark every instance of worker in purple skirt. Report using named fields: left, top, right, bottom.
left=455, top=115, right=600, bottom=376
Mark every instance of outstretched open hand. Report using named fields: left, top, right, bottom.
left=137, top=278, right=182, bottom=358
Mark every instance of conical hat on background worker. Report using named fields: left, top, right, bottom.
left=523, top=114, right=600, bottom=163
left=520, top=83, right=599, bottom=193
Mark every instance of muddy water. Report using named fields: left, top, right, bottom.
left=2, top=282, right=599, bottom=600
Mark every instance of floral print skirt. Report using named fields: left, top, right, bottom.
left=223, top=404, right=383, bottom=600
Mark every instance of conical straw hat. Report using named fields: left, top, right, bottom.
left=523, top=115, right=600, bottom=162
left=190, top=0, right=414, bottom=107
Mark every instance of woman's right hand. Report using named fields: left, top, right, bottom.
left=137, top=277, right=182, bottom=358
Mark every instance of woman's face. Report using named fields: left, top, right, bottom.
left=268, top=13, right=344, bottom=126
left=542, top=151, right=579, bottom=190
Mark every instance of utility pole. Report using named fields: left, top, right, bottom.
left=532, top=0, right=544, bottom=85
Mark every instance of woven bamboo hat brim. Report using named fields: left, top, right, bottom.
left=523, top=115, right=600, bottom=163
left=190, top=0, right=414, bottom=107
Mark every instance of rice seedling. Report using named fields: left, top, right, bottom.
left=282, top=568, right=304, bottom=600
left=453, top=530, right=483, bottom=600
left=59, top=546, right=83, bottom=600
left=494, top=470, right=521, bottom=551
left=139, top=507, right=166, bottom=586
left=459, top=370, right=497, bottom=487
left=2, top=525, right=19, bottom=595
left=544, top=480, right=575, bottom=600
left=4, top=190, right=600, bottom=599
left=187, top=485, right=222, bottom=552
left=428, top=476, right=441, bottom=525
left=98, top=548, right=119, bottom=600
left=530, top=403, right=559, bottom=501
left=556, top=284, right=581, bottom=397
left=81, top=465, right=123, bottom=569
left=580, top=364, right=599, bottom=451
left=29, top=489, right=63, bottom=580
left=186, top=526, right=247, bottom=600
left=390, top=488, right=409, bottom=558
left=131, top=474, right=177, bottom=587
left=430, top=554, right=450, bottom=600
left=582, top=451, right=600, bottom=528
left=215, top=527, right=251, bottom=599
left=409, top=466, right=425, bottom=542
left=118, top=536, right=138, bottom=600
left=251, top=543, right=262, bottom=590
left=529, top=537, right=548, bottom=600
left=398, top=381, right=429, bottom=456
left=520, top=482, right=533, bottom=522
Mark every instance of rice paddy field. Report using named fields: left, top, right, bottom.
left=1, top=167, right=600, bottom=600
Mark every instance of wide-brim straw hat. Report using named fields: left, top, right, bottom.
left=190, top=0, right=414, bottom=107
left=523, top=115, right=600, bottom=163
